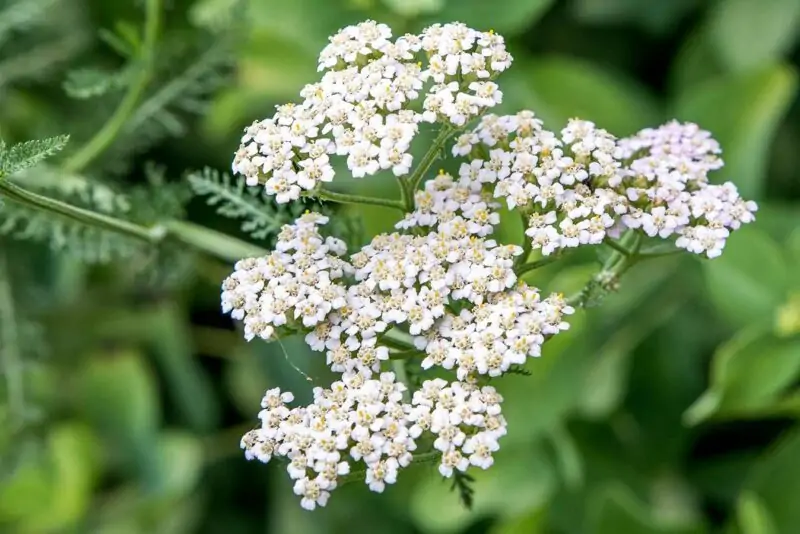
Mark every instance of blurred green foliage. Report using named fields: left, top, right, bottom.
left=1, top=0, right=799, bottom=533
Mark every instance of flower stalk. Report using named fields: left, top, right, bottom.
left=62, top=0, right=162, bottom=172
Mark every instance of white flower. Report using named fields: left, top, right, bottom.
left=294, top=477, right=330, bottom=510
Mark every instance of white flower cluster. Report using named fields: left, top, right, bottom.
left=220, top=213, right=351, bottom=341
left=410, top=379, right=506, bottom=475
left=240, top=373, right=506, bottom=510
left=232, top=21, right=512, bottom=203
left=616, top=121, right=757, bottom=258
left=452, top=113, right=628, bottom=256
left=416, top=288, right=573, bottom=380
left=306, top=230, right=523, bottom=378
left=225, top=20, right=758, bottom=512
left=451, top=114, right=757, bottom=258
left=396, top=169, right=500, bottom=237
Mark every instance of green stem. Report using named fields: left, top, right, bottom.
left=0, top=179, right=159, bottom=241
left=380, top=328, right=417, bottom=351
left=392, top=359, right=411, bottom=401
left=389, top=348, right=423, bottom=360
left=514, top=254, right=560, bottom=276
left=603, top=237, right=632, bottom=257
left=0, top=180, right=266, bottom=262
left=514, top=213, right=533, bottom=269
left=404, top=126, right=454, bottom=209
left=305, top=188, right=405, bottom=212
left=62, top=0, right=162, bottom=172
left=637, top=249, right=683, bottom=260
left=0, top=252, right=23, bottom=430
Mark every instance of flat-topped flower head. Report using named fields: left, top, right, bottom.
left=226, top=19, right=758, bottom=512
left=231, top=21, right=512, bottom=203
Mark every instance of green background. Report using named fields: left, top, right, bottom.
left=1, top=0, right=800, bottom=533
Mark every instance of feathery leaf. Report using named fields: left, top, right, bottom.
left=0, top=135, right=69, bottom=177
left=187, top=167, right=302, bottom=241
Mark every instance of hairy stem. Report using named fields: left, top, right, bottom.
left=62, top=0, right=162, bottom=172
left=0, top=179, right=159, bottom=241
left=304, top=188, right=406, bottom=212
left=0, top=180, right=266, bottom=262
left=0, top=252, right=23, bottom=430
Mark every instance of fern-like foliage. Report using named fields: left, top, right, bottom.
left=62, top=66, right=130, bottom=99
left=0, top=0, right=89, bottom=88
left=188, top=167, right=303, bottom=241
left=0, top=166, right=142, bottom=263
left=0, top=135, right=69, bottom=177
left=0, top=0, right=60, bottom=48
left=98, top=36, right=235, bottom=174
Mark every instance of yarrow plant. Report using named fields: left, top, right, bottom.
left=223, top=21, right=757, bottom=510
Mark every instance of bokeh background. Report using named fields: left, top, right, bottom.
left=1, top=0, right=800, bottom=533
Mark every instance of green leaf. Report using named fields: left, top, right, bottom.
left=685, top=324, right=800, bottom=424
left=588, top=483, right=706, bottom=534
left=703, top=226, right=789, bottom=327
left=741, top=429, right=800, bottom=531
left=547, top=425, right=584, bottom=489
left=572, top=0, right=698, bottom=35
left=249, top=0, right=361, bottom=54
left=0, top=134, right=69, bottom=176
left=0, top=444, right=52, bottom=523
left=145, top=305, right=220, bottom=433
left=187, top=167, right=302, bottom=242
left=737, top=491, right=778, bottom=534
left=24, top=423, right=100, bottom=531
left=150, top=432, right=203, bottom=499
left=789, top=228, right=800, bottom=284
left=77, top=350, right=161, bottom=482
left=708, top=0, right=800, bottom=73
left=423, top=0, right=554, bottom=35
left=0, top=0, right=58, bottom=48
left=489, top=509, right=546, bottom=534
left=673, top=64, right=797, bottom=199
left=382, top=0, right=444, bottom=17
left=577, top=345, right=630, bottom=418
left=506, top=56, right=661, bottom=135
left=63, top=67, right=129, bottom=99
left=499, top=304, right=588, bottom=446
left=410, top=445, right=557, bottom=533
left=670, top=29, right=725, bottom=93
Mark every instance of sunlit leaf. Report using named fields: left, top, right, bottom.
left=737, top=491, right=778, bottom=534
left=422, top=0, right=554, bottom=34
left=703, top=226, right=788, bottom=327
left=588, top=483, right=706, bottom=534
left=506, top=56, right=661, bottom=135
left=708, top=0, right=800, bottom=73
left=742, top=430, right=800, bottom=531
left=410, top=445, right=556, bottom=533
